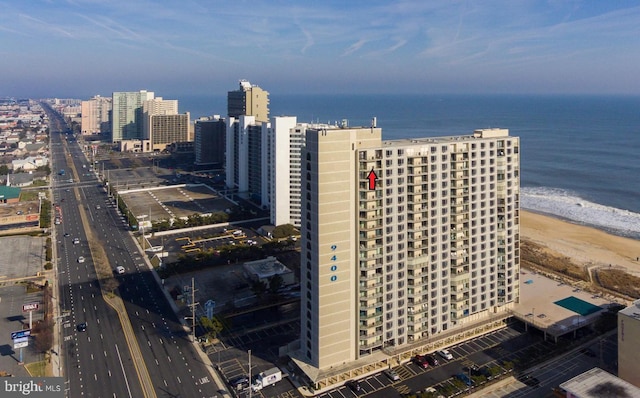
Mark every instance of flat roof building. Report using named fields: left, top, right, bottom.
left=618, top=299, right=640, bottom=388
left=81, top=95, right=111, bottom=135
left=227, top=80, right=269, bottom=123
left=194, top=116, right=225, bottom=166
left=112, top=90, right=155, bottom=143
left=296, top=127, right=521, bottom=382
left=559, top=367, right=640, bottom=397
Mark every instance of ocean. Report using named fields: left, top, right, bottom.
left=176, top=93, right=640, bottom=239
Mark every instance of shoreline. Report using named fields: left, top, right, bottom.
left=520, top=210, right=640, bottom=277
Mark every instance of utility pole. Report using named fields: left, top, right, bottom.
left=248, top=349, right=252, bottom=398
left=188, top=277, right=198, bottom=342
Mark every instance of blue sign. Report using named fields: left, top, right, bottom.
left=10, top=330, right=30, bottom=340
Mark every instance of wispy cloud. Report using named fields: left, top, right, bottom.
left=2, top=0, right=640, bottom=95
left=19, top=14, right=75, bottom=38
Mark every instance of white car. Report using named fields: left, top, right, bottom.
left=73, top=238, right=80, bottom=244
left=437, top=349, right=453, bottom=360
left=116, top=266, right=125, bottom=275
left=77, top=256, right=85, bottom=263
left=383, top=368, right=400, bottom=381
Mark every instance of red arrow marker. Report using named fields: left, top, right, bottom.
left=367, top=169, right=378, bottom=190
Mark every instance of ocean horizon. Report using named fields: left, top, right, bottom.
left=175, top=93, right=640, bottom=239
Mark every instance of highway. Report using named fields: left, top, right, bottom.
left=45, top=104, right=222, bottom=397
left=48, top=110, right=144, bottom=397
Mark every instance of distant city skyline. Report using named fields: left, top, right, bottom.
left=2, top=1, right=640, bottom=98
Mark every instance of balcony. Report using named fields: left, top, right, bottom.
left=451, top=188, right=469, bottom=198
left=360, top=289, right=383, bottom=300
left=359, top=327, right=383, bottom=339
left=451, top=284, right=469, bottom=294
left=451, top=272, right=469, bottom=283
left=359, top=271, right=382, bottom=282
left=360, top=300, right=383, bottom=310
left=358, top=339, right=383, bottom=350
left=451, top=292, right=470, bottom=303
left=359, top=280, right=383, bottom=290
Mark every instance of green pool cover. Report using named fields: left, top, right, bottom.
left=553, top=296, right=601, bottom=316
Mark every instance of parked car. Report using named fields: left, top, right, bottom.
left=228, top=376, right=249, bottom=390
left=426, top=355, right=439, bottom=366
left=455, top=373, right=473, bottom=386
left=412, top=355, right=429, bottom=369
left=345, top=380, right=361, bottom=393
left=438, top=349, right=454, bottom=360
left=519, top=375, right=540, bottom=387
left=383, top=368, right=400, bottom=381
left=468, top=365, right=492, bottom=380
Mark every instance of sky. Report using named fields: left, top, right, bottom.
left=2, top=0, right=640, bottom=99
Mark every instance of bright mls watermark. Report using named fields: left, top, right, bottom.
left=1, top=378, right=63, bottom=397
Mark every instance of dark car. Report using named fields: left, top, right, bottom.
left=76, top=322, right=87, bottom=332
left=63, top=233, right=70, bottom=237
left=519, top=375, right=540, bottom=387
left=412, top=355, right=429, bottom=369
left=346, top=380, right=361, bottom=393
left=228, top=376, right=249, bottom=390
left=426, top=355, right=439, bottom=366
left=468, top=365, right=492, bottom=379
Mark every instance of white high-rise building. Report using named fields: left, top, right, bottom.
left=297, top=127, right=520, bottom=381
left=264, top=117, right=342, bottom=227
left=225, top=115, right=256, bottom=194
left=265, top=116, right=301, bottom=227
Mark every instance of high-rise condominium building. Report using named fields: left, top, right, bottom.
left=298, top=127, right=520, bottom=373
left=618, top=300, right=640, bottom=388
left=227, top=80, right=269, bottom=123
left=140, top=98, right=189, bottom=152
left=142, top=97, right=178, bottom=138
left=148, top=113, right=190, bottom=152
left=81, top=95, right=111, bottom=135
left=225, top=116, right=264, bottom=202
left=194, top=116, right=226, bottom=166
left=111, top=90, right=155, bottom=143
left=264, top=117, right=342, bottom=228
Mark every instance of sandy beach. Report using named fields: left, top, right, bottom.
left=520, top=210, right=640, bottom=277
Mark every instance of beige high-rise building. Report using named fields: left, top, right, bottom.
left=618, top=300, right=640, bottom=388
left=298, top=127, right=520, bottom=377
left=140, top=97, right=187, bottom=152
left=81, top=95, right=111, bottom=135
left=227, top=80, right=269, bottom=123
left=148, top=113, right=190, bottom=152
